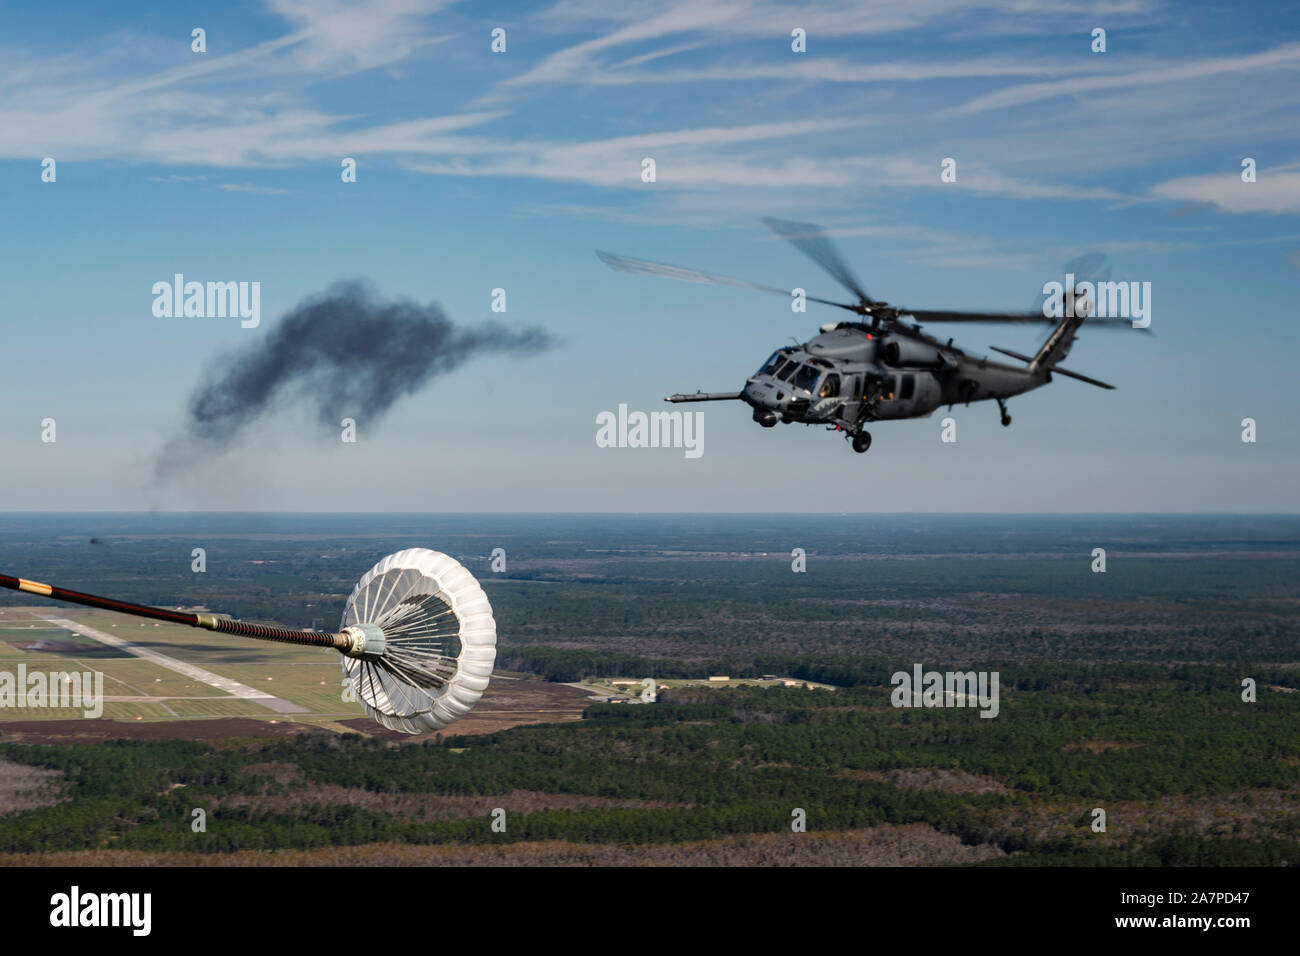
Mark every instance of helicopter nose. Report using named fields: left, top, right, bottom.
left=743, top=381, right=775, bottom=407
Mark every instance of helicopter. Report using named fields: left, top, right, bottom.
left=598, top=219, right=1144, bottom=453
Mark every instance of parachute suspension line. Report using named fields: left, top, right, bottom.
left=371, top=592, right=462, bottom=678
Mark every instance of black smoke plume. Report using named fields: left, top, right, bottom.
left=156, top=281, right=555, bottom=476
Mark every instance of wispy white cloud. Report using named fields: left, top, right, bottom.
left=0, top=0, right=1293, bottom=240
left=0, top=0, right=466, bottom=164
left=615, top=41, right=708, bottom=68
left=267, top=0, right=459, bottom=73
left=576, top=56, right=1111, bottom=87
left=494, top=0, right=1150, bottom=98
left=400, top=119, right=866, bottom=188
left=401, top=125, right=1127, bottom=203
left=1149, top=162, right=1300, bottom=215
left=954, top=42, right=1300, bottom=115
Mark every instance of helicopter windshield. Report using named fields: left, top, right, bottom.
left=792, top=364, right=821, bottom=393
left=757, top=351, right=784, bottom=375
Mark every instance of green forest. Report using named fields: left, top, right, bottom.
left=1, top=515, right=1296, bottom=865
left=2, top=669, right=1296, bottom=864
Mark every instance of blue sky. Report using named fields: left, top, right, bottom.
left=0, top=0, right=1297, bottom=511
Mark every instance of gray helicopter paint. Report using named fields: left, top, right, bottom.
left=606, top=218, right=1126, bottom=453
left=736, top=322, right=1052, bottom=430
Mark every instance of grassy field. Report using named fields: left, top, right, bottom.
left=0, top=515, right=1294, bottom=866
left=0, top=606, right=343, bottom=724
left=0, top=606, right=597, bottom=738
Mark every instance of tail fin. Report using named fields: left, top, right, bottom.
left=991, top=289, right=1116, bottom=390
left=1029, top=312, right=1084, bottom=372
left=993, top=298, right=1115, bottom=389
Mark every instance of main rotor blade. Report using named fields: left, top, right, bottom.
left=760, top=218, right=874, bottom=305
left=904, top=308, right=1143, bottom=329
left=596, top=250, right=858, bottom=312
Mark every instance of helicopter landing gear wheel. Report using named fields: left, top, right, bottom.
left=996, top=398, right=1011, bottom=427
left=851, top=431, right=872, bottom=453
left=1001, top=414, right=1012, bottom=427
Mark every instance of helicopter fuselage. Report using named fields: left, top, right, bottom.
left=739, top=322, right=1045, bottom=431
left=623, top=218, right=1124, bottom=454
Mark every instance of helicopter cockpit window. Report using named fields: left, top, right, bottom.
left=775, top=360, right=797, bottom=381
left=792, top=364, right=821, bottom=393
left=818, top=373, right=841, bottom=398
left=758, top=351, right=784, bottom=375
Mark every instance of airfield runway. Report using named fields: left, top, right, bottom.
left=38, top=615, right=306, bottom=714
left=0, top=607, right=592, bottom=739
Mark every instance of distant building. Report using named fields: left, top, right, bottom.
left=707, top=675, right=730, bottom=682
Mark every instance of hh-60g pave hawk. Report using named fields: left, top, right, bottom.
left=598, top=219, right=1145, bottom=453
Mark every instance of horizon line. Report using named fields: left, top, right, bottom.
left=1, top=511, right=1298, bottom=518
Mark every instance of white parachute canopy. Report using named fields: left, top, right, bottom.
left=340, top=548, right=497, bottom=733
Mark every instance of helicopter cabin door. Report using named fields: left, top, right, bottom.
left=904, top=370, right=941, bottom=416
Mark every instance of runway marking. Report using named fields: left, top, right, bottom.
left=38, top=616, right=308, bottom=715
